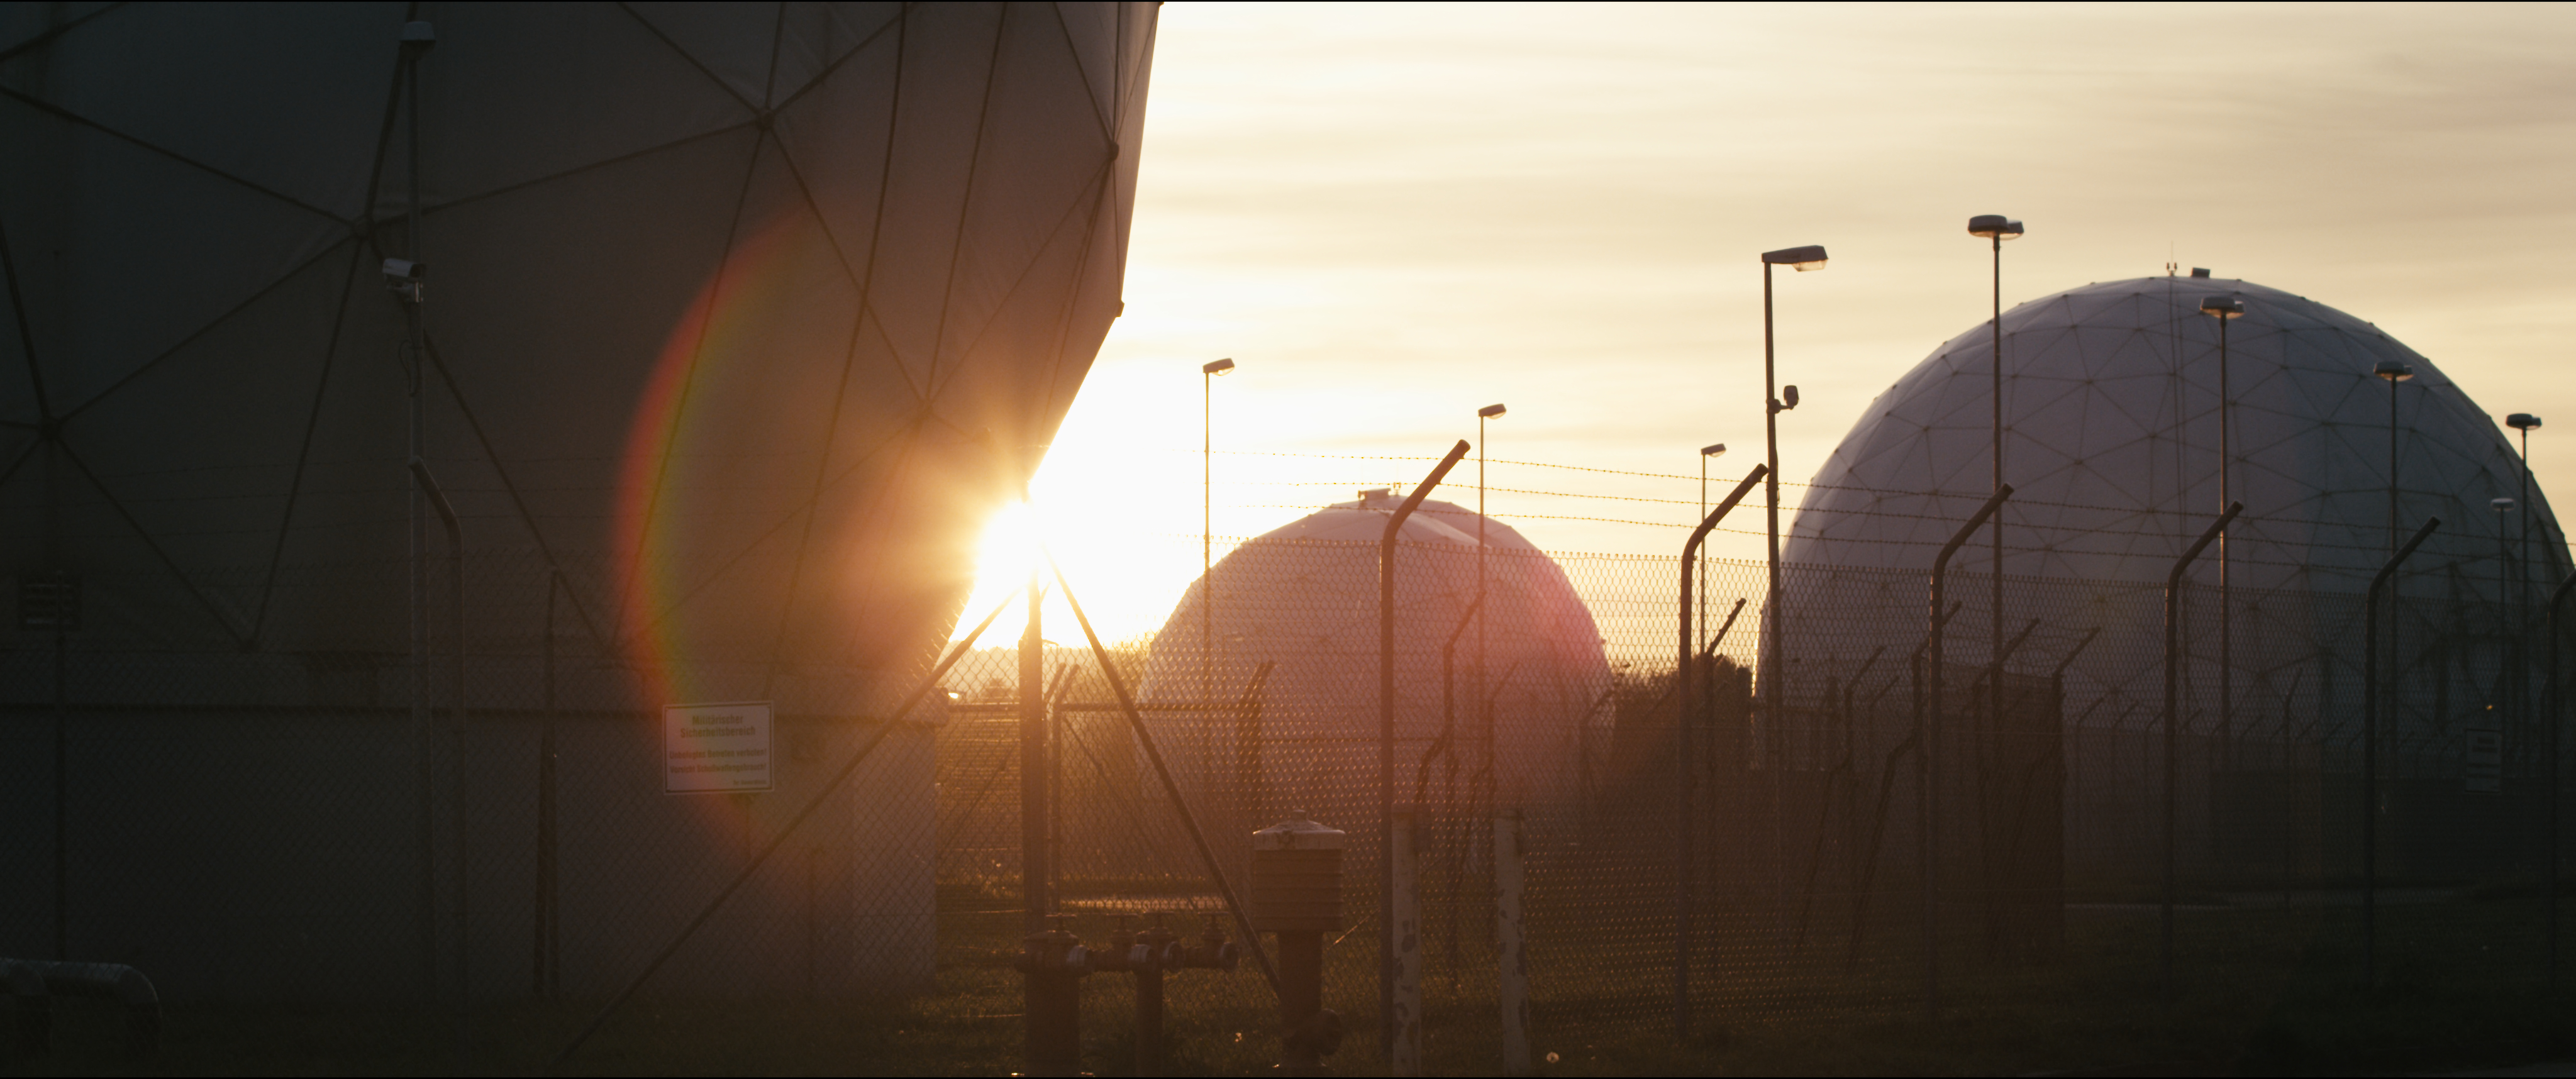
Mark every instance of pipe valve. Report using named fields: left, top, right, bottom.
left=1176, top=916, right=1240, bottom=971
left=1013, top=916, right=1094, bottom=977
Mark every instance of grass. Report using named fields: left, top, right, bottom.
left=8, top=894, right=2573, bottom=1075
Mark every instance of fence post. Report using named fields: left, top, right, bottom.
left=1674, top=465, right=1765, bottom=1041
left=1925, top=485, right=2010, bottom=1018
left=1497, top=807, right=1530, bottom=1076
left=1382, top=440, right=1469, bottom=1052
left=2364, top=517, right=2440, bottom=989
left=2162, top=502, right=2240, bottom=1005
left=1391, top=808, right=1423, bottom=1076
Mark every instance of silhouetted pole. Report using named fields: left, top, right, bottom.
left=1926, top=485, right=2011, bottom=1017
left=1675, top=465, right=1767, bottom=1041
left=2365, top=517, right=2441, bottom=988
left=2163, top=502, right=2240, bottom=1005
left=2202, top=297, right=2246, bottom=766
left=1382, top=440, right=1470, bottom=1054
left=2550, top=570, right=2576, bottom=993
left=1967, top=215, right=2023, bottom=823
left=1203, top=358, right=1234, bottom=741
left=411, top=456, right=469, bottom=1066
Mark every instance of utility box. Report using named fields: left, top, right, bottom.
left=1249, top=814, right=1344, bottom=932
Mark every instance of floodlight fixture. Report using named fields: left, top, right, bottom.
left=2510, top=413, right=2543, bottom=431
left=2374, top=360, right=2416, bottom=382
left=1761, top=245, right=1828, bottom=271
left=1701, top=443, right=1726, bottom=457
left=2200, top=297, right=2245, bottom=319
left=2190, top=267, right=2212, bottom=279
left=1202, top=357, right=1235, bottom=375
left=2496, top=498, right=2518, bottom=512
left=1967, top=214, right=2024, bottom=240
left=1479, top=404, right=1507, bottom=419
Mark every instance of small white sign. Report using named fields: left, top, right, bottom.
left=664, top=701, right=774, bottom=794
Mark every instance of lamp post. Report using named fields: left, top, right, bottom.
left=2202, top=296, right=2246, bottom=764
left=1202, top=358, right=1234, bottom=753
left=1967, top=215, right=2023, bottom=767
left=1478, top=403, right=1506, bottom=822
left=1759, top=245, right=1825, bottom=776
left=2375, top=360, right=2416, bottom=556
left=1699, top=442, right=1727, bottom=703
left=2511, top=414, right=2542, bottom=775
left=2373, top=358, right=2415, bottom=781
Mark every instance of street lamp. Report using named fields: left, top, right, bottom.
left=2202, top=296, right=2246, bottom=761
left=1760, top=244, right=1825, bottom=775
left=1699, top=442, right=1727, bottom=719
left=1202, top=358, right=1235, bottom=733
left=2509, top=414, right=2543, bottom=755
left=1968, top=214, right=2023, bottom=763
left=2374, top=359, right=2415, bottom=556
left=1478, top=402, right=1506, bottom=802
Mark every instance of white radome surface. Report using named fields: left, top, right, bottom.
left=1787, top=277, right=2563, bottom=592
left=1142, top=492, right=1614, bottom=817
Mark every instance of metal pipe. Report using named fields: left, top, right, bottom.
left=1380, top=440, right=1470, bottom=1051
left=1674, top=465, right=1767, bottom=1041
left=2163, top=502, right=2241, bottom=1004
left=1926, top=485, right=2011, bottom=1017
left=2365, top=517, right=2441, bottom=988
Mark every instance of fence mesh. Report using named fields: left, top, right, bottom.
left=1, top=487, right=2568, bottom=1072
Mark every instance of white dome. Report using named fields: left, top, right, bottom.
left=1772, top=277, right=2558, bottom=757
left=1787, top=276, right=2564, bottom=592
left=1138, top=492, right=1613, bottom=833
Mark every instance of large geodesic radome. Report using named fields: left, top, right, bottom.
left=1140, top=493, right=1613, bottom=837
left=1778, top=277, right=2565, bottom=789
left=0, top=3, right=1155, bottom=1003
left=1787, top=276, right=2565, bottom=592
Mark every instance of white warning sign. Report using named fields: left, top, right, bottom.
left=663, top=700, right=774, bottom=794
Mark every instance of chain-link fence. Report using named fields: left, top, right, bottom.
left=3, top=487, right=2569, bottom=1071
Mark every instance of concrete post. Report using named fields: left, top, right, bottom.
left=1391, top=809, right=1423, bottom=1076
left=1497, top=808, right=1530, bottom=1076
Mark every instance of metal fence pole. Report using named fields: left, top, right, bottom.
left=2162, top=502, right=2239, bottom=1005
left=1675, top=466, right=1765, bottom=1041
left=1381, top=441, right=1469, bottom=1052
left=2365, top=517, right=2440, bottom=989
left=1926, top=485, right=2010, bottom=1018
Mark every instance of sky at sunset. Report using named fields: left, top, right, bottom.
left=969, top=2, right=2576, bottom=641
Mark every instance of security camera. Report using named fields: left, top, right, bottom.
left=382, top=258, right=426, bottom=301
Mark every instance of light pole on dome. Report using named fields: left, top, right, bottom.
left=2201, top=296, right=2245, bottom=762
left=2375, top=359, right=2416, bottom=557
left=1967, top=214, right=2022, bottom=760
